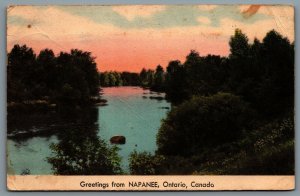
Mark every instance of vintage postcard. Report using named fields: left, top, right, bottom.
left=7, top=5, right=295, bottom=191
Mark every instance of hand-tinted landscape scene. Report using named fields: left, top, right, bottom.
left=7, top=5, right=294, bottom=175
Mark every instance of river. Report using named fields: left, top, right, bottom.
left=7, top=87, right=170, bottom=174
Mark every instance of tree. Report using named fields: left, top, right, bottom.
left=108, top=72, right=117, bottom=86
left=47, top=110, right=123, bottom=175
left=181, top=51, right=229, bottom=98
left=184, top=50, right=205, bottom=96
left=35, top=49, right=56, bottom=97
left=229, top=29, right=250, bottom=59
left=164, top=60, right=187, bottom=103
left=227, top=29, right=253, bottom=97
left=139, top=68, right=148, bottom=86
left=121, top=72, right=140, bottom=86
left=8, top=44, right=36, bottom=79
left=52, top=49, right=100, bottom=106
left=152, top=65, right=165, bottom=91
left=69, top=49, right=99, bottom=96
left=55, top=51, right=89, bottom=105
left=185, top=50, right=201, bottom=67
left=146, top=69, right=155, bottom=87
left=100, top=72, right=110, bottom=87
left=255, top=30, right=294, bottom=116
left=7, top=44, right=37, bottom=101
left=157, top=93, right=254, bottom=157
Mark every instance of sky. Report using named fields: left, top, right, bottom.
left=7, top=5, right=294, bottom=72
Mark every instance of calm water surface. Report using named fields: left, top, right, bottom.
left=7, top=87, right=170, bottom=174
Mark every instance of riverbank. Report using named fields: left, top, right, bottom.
left=7, top=96, right=108, bottom=111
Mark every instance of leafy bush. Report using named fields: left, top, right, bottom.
left=48, top=136, right=122, bottom=175
left=129, top=151, right=165, bottom=175
left=157, top=93, right=254, bottom=157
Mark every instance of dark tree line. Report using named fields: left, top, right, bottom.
left=100, top=71, right=140, bottom=87
left=7, top=45, right=99, bottom=107
left=161, top=29, right=294, bottom=117
left=100, top=65, right=166, bottom=91
left=130, top=29, right=295, bottom=175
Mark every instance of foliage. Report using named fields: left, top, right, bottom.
left=162, top=29, right=294, bottom=117
left=99, top=71, right=141, bottom=86
left=164, top=60, right=187, bottom=103
left=48, top=140, right=122, bottom=175
left=157, top=93, right=253, bottom=156
left=151, top=65, right=165, bottom=91
left=7, top=45, right=36, bottom=101
left=100, top=65, right=166, bottom=91
left=129, top=151, right=165, bottom=175
left=7, top=46, right=99, bottom=106
left=121, top=72, right=140, bottom=86
left=47, top=124, right=123, bottom=175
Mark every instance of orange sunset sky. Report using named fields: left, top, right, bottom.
left=7, top=5, right=294, bottom=72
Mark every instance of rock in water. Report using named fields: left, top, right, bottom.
left=110, top=135, right=126, bottom=144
